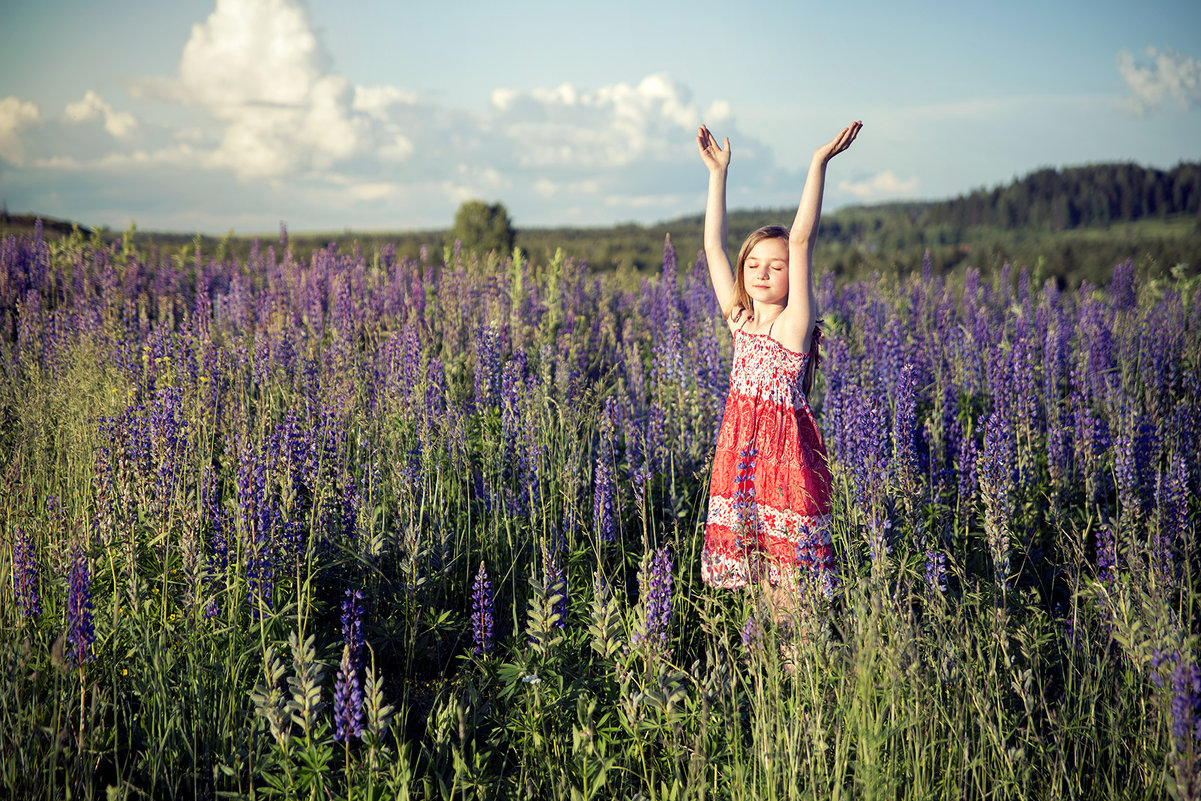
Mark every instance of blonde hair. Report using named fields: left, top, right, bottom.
left=724, top=224, right=823, bottom=398
left=724, top=225, right=790, bottom=323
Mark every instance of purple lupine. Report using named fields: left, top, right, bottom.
left=637, top=545, right=673, bottom=648
left=471, top=561, right=494, bottom=655
left=1154, top=454, right=1189, bottom=587
left=845, top=386, right=891, bottom=566
left=795, top=521, right=837, bottom=599
left=201, top=469, right=229, bottom=619
left=1170, top=658, right=1201, bottom=753
left=593, top=454, right=616, bottom=543
left=977, top=412, right=1016, bottom=587
left=925, top=548, right=948, bottom=595
left=740, top=612, right=761, bottom=651
left=892, top=363, right=919, bottom=491
left=12, top=527, right=41, bottom=618
left=732, top=441, right=758, bottom=549
left=334, top=588, right=366, bottom=742
left=473, top=323, right=502, bottom=410
left=66, top=546, right=95, bottom=666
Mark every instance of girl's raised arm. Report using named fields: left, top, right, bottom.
left=783, top=121, right=862, bottom=349
left=697, top=125, right=739, bottom=325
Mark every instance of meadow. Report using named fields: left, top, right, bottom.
left=1, top=221, right=1199, bottom=800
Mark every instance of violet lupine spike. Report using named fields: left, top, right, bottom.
left=471, top=561, right=494, bottom=655
left=334, top=588, right=366, bottom=742
left=1170, top=658, right=1201, bottom=754
left=12, top=527, right=41, bottom=618
left=892, top=363, right=919, bottom=487
left=740, top=612, right=761, bottom=651
left=593, top=454, right=616, bottom=543
left=925, top=548, right=948, bottom=595
left=66, top=546, right=95, bottom=666
left=637, top=545, right=673, bottom=648
left=977, top=412, right=1016, bottom=588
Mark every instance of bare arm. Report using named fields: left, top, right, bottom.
left=697, top=125, right=739, bottom=326
left=782, top=121, right=862, bottom=348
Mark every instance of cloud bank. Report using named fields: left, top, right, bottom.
left=1118, top=46, right=1201, bottom=113
left=0, top=0, right=884, bottom=231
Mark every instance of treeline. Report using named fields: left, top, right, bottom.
left=918, top=162, right=1201, bottom=231
left=4, top=162, right=1199, bottom=287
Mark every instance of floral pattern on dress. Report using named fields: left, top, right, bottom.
left=702, top=328, right=836, bottom=590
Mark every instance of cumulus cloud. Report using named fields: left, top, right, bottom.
left=0, top=96, right=41, bottom=165
left=64, top=91, right=138, bottom=138
left=9, top=0, right=758, bottom=227
left=167, top=0, right=365, bottom=179
left=1118, top=46, right=1201, bottom=113
left=838, top=170, right=919, bottom=200
left=488, top=74, right=704, bottom=169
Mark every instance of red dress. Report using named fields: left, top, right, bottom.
left=702, top=324, right=836, bottom=592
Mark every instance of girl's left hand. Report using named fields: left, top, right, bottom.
left=814, top=121, right=862, bottom=164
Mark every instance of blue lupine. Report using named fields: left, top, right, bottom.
left=1170, top=658, right=1201, bottom=753
left=66, top=546, right=95, bottom=666
left=12, top=527, right=41, bottom=618
left=334, top=588, right=366, bottom=742
left=471, top=561, right=494, bottom=655
left=637, top=545, right=673, bottom=648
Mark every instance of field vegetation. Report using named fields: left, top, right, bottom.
left=0, top=196, right=1199, bottom=798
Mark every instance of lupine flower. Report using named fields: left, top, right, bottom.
left=593, top=454, right=616, bottom=542
left=334, top=588, right=365, bottom=742
left=472, top=561, right=494, bottom=655
left=740, top=612, right=761, bottom=651
left=925, top=548, right=948, bottom=595
left=977, top=412, right=1016, bottom=588
left=66, top=546, right=95, bottom=666
left=892, top=363, right=919, bottom=488
left=473, top=323, right=502, bottom=410
left=1170, top=658, right=1201, bottom=753
left=636, top=545, right=673, bottom=649
left=12, top=527, right=41, bottom=618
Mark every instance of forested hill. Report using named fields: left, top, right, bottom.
left=916, top=162, right=1201, bottom=231
left=4, top=161, right=1199, bottom=286
left=513, top=161, right=1201, bottom=285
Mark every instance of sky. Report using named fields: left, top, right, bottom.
left=1, top=0, right=1200, bottom=234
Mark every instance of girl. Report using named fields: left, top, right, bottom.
left=696, top=120, right=861, bottom=617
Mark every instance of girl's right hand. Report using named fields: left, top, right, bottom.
left=697, top=125, right=731, bottom=173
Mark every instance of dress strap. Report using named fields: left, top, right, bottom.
left=766, top=319, right=775, bottom=337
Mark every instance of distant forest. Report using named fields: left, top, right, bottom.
left=4, top=161, right=1199, bottom=287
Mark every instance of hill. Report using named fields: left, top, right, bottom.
left=3, top=162, right=1199, bottom=287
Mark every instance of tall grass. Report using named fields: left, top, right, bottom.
left=0, top=222, right=1197, bottom=799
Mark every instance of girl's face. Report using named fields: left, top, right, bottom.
left=742, top=237, right=789, bottom=306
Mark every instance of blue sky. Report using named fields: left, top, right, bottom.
left=1, top=0, right=1199, bottom=233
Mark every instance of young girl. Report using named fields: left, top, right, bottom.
left=696, top=121, right=861, bottom=614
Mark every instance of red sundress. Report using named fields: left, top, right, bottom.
left=702, top=323, right=836, bottom=591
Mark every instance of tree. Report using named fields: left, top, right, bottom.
left=451, top=200, right=515, bottom=255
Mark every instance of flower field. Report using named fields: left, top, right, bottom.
left=1, top=221, right=1199, bottom=799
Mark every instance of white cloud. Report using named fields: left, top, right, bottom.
left=1118, top=46, right=1201, bottom=113
left=64, top=91, right=138, bottom=138
left=5, top=0, right=755, bottom=228
left=353, top=85, right=419, bottom=121
left=0, top=96, right=41, bottom=165
left=487, top=73, right=709, bottom=169
left=838, top=170, right=919, bottom=200
left=168, top=0, right=366, bottom=179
